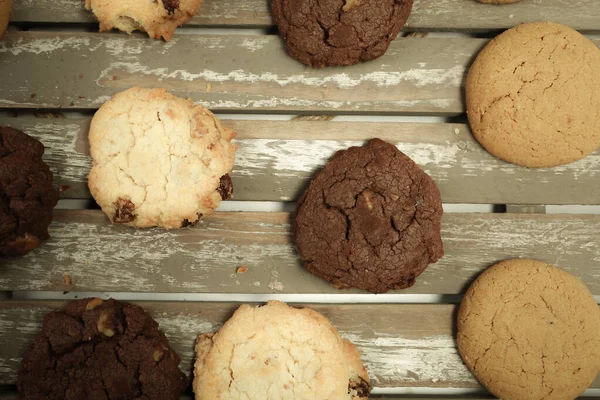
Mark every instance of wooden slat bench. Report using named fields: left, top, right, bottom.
left=1, top=0, right=599, bottom=398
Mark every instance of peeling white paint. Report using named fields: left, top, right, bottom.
left=342, top=333, right=475, bottom=385
left=239, top=37, right=269, bottom=52
left=98, top=61, right=463, bottom=90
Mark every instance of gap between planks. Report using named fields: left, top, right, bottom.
left=0, top=117, right=599, bottom=205
left=10, top=0, right=600, bottom=32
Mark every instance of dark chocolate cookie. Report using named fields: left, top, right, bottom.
left=294, top=139, right=444, bottom=294
left=18, top=298, right=187, bottom=400
left=0, top=126, right=58, bottom=257
left=271, top=0, right=414, bottom=67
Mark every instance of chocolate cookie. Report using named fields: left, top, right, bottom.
left=271, top=0, right=414, bottom=67
left=294, top=139, right=444, bottom=294
left=458, top=259, right=600, bottom=400
left=0, top=126, right=58, bottom=257
left=18, top=298, right=187, bottom=400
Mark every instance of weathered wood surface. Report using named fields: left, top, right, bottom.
left=2, top=32, right=597, bottom=114
left=0, top=32, right=476, bottom=114
left=0, top=394, right=499, bottom=400
left=12, top=0, right=600, bottom=32
left=2, top=117, right=599, bottom=205
left=1, top=32, right=598, bottom=114
left=1, top=301, right=598, bottom=389
left=2, top=211, right=600, bottom=294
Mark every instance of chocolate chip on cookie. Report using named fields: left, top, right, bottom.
left=88, top=87, right=238, bottom=229
left=18, top=298, right=187, bottom=400
left=271, top=0, right=414, bottom=67
left=0, top=126, right=58, bottom=257
left=84, top=0, right=203, bottom=41
left=193, top=301, right=371, bottom=400
left=294, top=138, right=444, bottom=294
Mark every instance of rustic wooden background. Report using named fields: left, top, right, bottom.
left=1, top=0, right=599, bottom=398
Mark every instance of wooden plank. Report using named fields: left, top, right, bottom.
left=2, top=32, right=598, bottom=114
left=11, top=0, right=600, bottom=33
left=1, top=301, right=598, bottom=389
left=2, top=211, right=600, bottom=294
left=0, top=393, right=497, bottom=400
left=0, top=32, right=480, bottom=114
left=2, top=117, right=600, bottom=205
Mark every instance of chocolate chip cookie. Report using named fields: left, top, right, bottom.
left=193, top=301, right=370, bottom=399
left=458, top=259, right=600, bottom=400
left=271, top=0, right=414, bottom=67
left=18, top=298, right=187, bottom=400
left=294, top=138, right=444, bottom=294
left=84, top=0, right=204, bottom=41
left=88, top=87, right=238, bottom=229
left=0, top=126, right=58, bottom=257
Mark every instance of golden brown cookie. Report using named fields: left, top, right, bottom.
left=84, top=0, right=204, bottom=41
left=193, top=301, right=371, bottom=400
left=457, top=259, right=600, bottom=400
left=0, top=0, right=11, bottom=39
left=466, top=22, right=600, bottom=167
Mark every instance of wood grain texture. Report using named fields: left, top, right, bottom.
left=1, top=301, right=598, bottom=389
left=2, top=32, right=598, bottom=114
left=11, top=0, right=600, bottom=32
left=0, top=394, right=498, bottom=400
left=0, top=31, right=479, bottom=114
left=0, top=394, right=500, bottom=400
left=1, top=117, right=599, bottom=205
left=2, top=211, right=600, bottom=295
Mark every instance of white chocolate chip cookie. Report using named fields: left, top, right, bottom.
left=84, top=0, right=204, bottom=41
left=193, top=301, right=371, bottom=400
left=88, top=87, right=237, bottom=229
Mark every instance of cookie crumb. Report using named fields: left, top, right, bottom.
left=236, top=266, right=248, bottom=274
left=63, top=274, right=72, bottom=285
left=454, top=128, right=460, bottom=135
left=206, top=83, right=212, bottom=93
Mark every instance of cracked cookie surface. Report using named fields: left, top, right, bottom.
left=0, top=126, right=58, bottom=257
left=193, top=301, right=370, bottom=400
left=18, top=298, right=187, bottom=400
left=466, top=22, right=600, bottom=168
left=84, top=0, right=204, bottom=40
left=294, top=138, right=444, bottom=294
left=271, top=0, right=414, bottom=67
left=88, top=87, right=237, bottom=229
left=457, top=259, right=600, bottom=400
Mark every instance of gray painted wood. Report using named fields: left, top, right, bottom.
left=11, top=0, right=600, bottom=32
left=1, top=301, right=598, bottom=389
left=0, top=393, right=499, bottom=400
left=2, top=211, right=600, bottom=294
left=0, top=393, right=498, bottom=400
left=0, top=31, right=481, bottom=114
left=1, top=117, right=599, bottom=205
left=1, top=32, right=597, bottom=114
